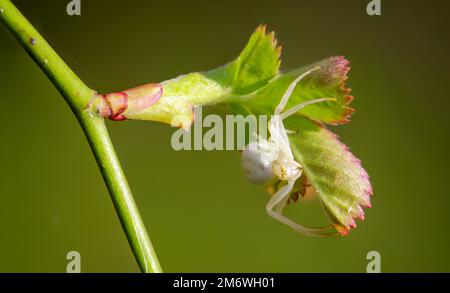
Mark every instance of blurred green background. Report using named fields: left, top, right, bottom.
left=1, top=0, right=449, bottom=272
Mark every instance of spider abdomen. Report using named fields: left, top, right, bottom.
left=241, top=148, right=275, bottom=185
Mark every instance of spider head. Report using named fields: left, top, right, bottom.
left=273, top=158, right=302, bottom=182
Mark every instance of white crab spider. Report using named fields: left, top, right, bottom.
left=241, top=66, right=339, bottom=237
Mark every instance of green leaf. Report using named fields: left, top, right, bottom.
left=103, top=25, right=281, bottom=127
left=240, top=56, right=354, bottom=125
left=286, top=117, right=372, bottom=235
left=207, top=25, right=281, bottom=94
left=96, top=25, right=354, bottom=128
left=98, top=26, right=354, bottom=129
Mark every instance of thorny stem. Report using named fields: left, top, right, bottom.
left=0, top=0, right=162, bottom=273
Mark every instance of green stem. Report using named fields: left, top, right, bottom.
left=0, top=0, right=162, bottom=273
left=79, top=113, right=162, bottom=273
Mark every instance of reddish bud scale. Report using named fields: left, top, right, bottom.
left=103, top=92, right=128, bottom=121
left=90, top=83, right=163, bottom=121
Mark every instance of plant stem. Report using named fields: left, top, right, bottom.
left=0, top=0, right=162, bottom=272
left=79, top=113, right=162, bottom=273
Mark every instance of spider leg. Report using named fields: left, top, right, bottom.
left=280, top=97, right=337, bottom=120
left=270, top=66, right=337, bottom=155
left=266, top=181, right=338, bottom=237
left=275, top=66, right=322, bottom=115
left=274, top=192, right=289, bottom=214
left=285, top=129, right=299, bottom=135
left=273, top=181, right=290, bottom=214
left=268, top=116, right=291, bottom=157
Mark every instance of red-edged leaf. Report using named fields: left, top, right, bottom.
left=287, top=116, right=372, bottom=235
